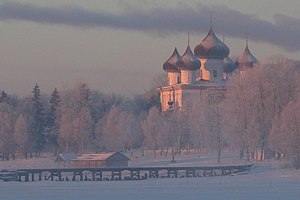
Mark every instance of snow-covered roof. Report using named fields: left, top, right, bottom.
left=71, top=152, right=129, bottom=161
left=56, top=153, right=77, bottom=162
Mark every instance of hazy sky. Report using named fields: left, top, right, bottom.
left=0, top=0, right=300, bottom=96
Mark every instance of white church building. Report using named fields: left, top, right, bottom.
left=158, top=27, right=257, bottom=111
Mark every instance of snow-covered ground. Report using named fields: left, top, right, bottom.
left=0, top=152, right=300, bottom=200
left=0, top=151, right=247, bottom=169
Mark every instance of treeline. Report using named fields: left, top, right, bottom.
left=141, top=56, right=300, bottom=168
left=1, top=56, right=300, bottom=168
left=0, top=80, right=160, bottom=159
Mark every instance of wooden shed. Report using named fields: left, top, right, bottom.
left=71, top=152, right=129, bottom=168
left=55, top=153, right=77, bottom=167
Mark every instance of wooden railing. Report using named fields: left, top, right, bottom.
left=9, top=164, right=253, bottom=182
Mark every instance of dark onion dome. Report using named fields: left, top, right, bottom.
left=223, top=56, right=236, bottom=73
left=237, top=45, right=257, bottom=68
left=163, top=47, right=181, bottom=72
left=194, top=28, right=230, bottom=59
left=177, top=46, right=200, bottom=71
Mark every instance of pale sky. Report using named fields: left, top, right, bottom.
left=0, top=0, right=300, bottom=96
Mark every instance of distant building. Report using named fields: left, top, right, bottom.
left=159, top=27, right=257, bottom=111
left=71, top=152, right=130, bottom=168
left=56, top=152, right=77, bottom=167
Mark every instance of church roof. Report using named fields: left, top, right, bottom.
left=237, top=45, right=257, bottom=68
left=177, top=45, right=200, bottom=71
left=194, top=28, right=230, bottom=59
left=163, top=48, right=181, bottom=72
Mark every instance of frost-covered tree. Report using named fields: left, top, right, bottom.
left=159, top=112, right=176, bottom=149
left=206, top=103, right=225, bottom=163
left=0, top=103, right=15, bottom=160
left=141, top=106, right=163, bottom=159
left=224, top=66, right=267, bottom=160
left=98, top=105, right=123, bottom=151
left=58, top=82, right=94, bottom=152
left=270, top=97, right=300, bottom=168
left=73, top=106, right=94, bottom=152
left=58, top=107, right=73, bottom=152
left=118, top=111, right=143, bottom=153
left=13, top=114, right=28, bottom=157
left=223, top=57, right=300, bottom=161
left=89, top=91, right=123, bottom=122
left=184, top=96, right=210, bottom=156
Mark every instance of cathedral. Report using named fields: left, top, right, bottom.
left=158, top=27, right=257, bottom=111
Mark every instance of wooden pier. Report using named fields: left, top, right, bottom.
left=13, top=164, right=252, bottom=182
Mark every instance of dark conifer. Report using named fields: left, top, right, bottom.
left=0, top=90, right=8, bottom=103
left=30, top=83, right=45, bottom=156
left=47, top=88, right=61, bottom=154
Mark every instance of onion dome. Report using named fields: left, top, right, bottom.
left=177, top=46, right=200, bottom=71
left=237, top=45, right=257, bottom=68
left=163, top=48, right=181, bottom=72
left=194, top=28, right=230, bottom=59
left=223, top=57, right=236, bottom=73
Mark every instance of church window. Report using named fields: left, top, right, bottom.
left=213, top=70, right=217, bottom=78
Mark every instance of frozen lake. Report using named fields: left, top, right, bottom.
left=1, top=162, right=300, bottom=200
left=0, top=152, right=299, bottom=200
left=1, top=172, right=299, bottom=200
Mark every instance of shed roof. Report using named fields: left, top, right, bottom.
left=56, top=153, right=77, bottom=162
left=71, top=152, right=129, bottom=161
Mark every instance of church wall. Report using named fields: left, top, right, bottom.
left=159, top=87, right=183, bottom=111
left=175, top=89, right=183, bottom=109
left=181, top=87, right=226, bottom=109
left=160, top=90, right=173, bottom=111
left=199, top=58, right=210, bottom=80
left=159, top=84, right=227, bottom=111
left=181, top=88, right=207, bottom=110
left=201, top=59, right=224, bottom=82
